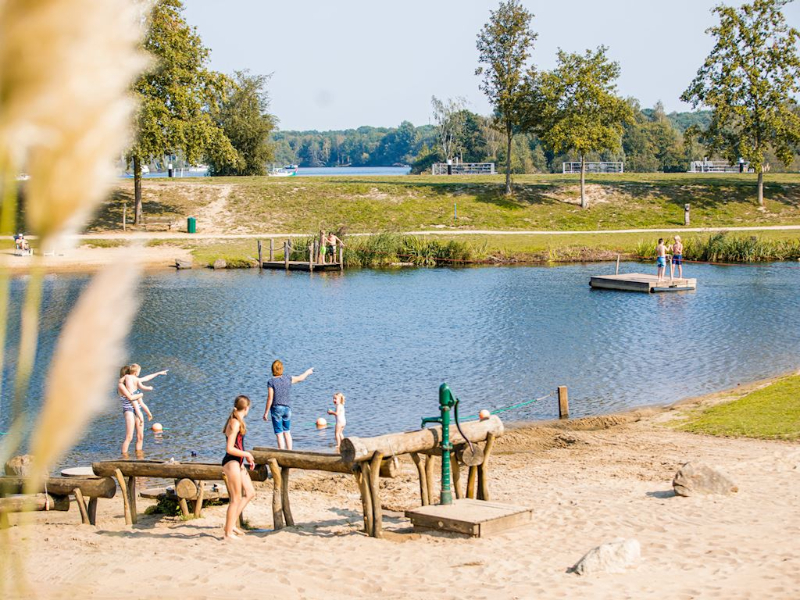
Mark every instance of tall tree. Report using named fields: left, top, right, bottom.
left=536, top=46, right=633, bottom=208
left=128, top=0, right=235, bottom=223
left=476, top=0, right=536, bottom=194
left=681, top=0, right=800, bottom=206
left=431, top=96, right=467, bottom=163
left=208, top=70, right=276, bottom=176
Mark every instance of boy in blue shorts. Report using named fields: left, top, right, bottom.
left=656, top=238, right=667, bottom=281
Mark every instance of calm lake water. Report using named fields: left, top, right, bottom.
left=3, top=262, right=799, bottom=469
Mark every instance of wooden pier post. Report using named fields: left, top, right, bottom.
left=257, top=241, right=262, bottom=270
left=269, top=238, right=274, bottom=261
left=558, top=386, right=569, bottom=419
left=284, top=240, right=289, bottom=271
left=339, top=245, right=344, bottom=271
left=615, top=254, right=620, bottom=275
left=309, top=243, right=315, bottom=272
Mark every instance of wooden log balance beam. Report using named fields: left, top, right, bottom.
left=340, top=416, right=504, bottom=538
left=249, top=448, right=399, bottom=531
left=0, top=476, right=116, bottom=526
left=0, top=493, right=70, bottom=515
left=92, top=460, right=269, bottom=525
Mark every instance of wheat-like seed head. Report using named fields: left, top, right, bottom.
left=0, top=0, right=148, bottom=241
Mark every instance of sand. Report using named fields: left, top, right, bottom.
left=2, top=390, right=799, bottom=600
left=0, top=245, right=191, bottom=273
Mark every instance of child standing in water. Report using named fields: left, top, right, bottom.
left=222, top=395, right=256, bottom=541
left=123, top=363, right=168, bottom=423
left=327, top=392, right=347, bottom=453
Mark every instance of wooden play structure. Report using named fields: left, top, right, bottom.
left=0, top=475, right=117, bottom=526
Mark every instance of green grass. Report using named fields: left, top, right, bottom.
left=97, top=172, right=800, bottom=234
left=678, top=375, right=800, bottom=440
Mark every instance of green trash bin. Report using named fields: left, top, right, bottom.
left=187, top=216, right=197, bottom=234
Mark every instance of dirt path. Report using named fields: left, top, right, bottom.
left=192, top=184, right=235, bottom=234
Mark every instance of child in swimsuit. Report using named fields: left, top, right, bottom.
left=656, top=238, right=667, bottom=281
left=123, top=363, right=167, bottom=423
left=670, top=235, right=684, bottom=279
left=327, top=392, right=347, bottom=453
left=118, top=366, right=144, bottom=455
left=222, top=395, right=256, bottom=541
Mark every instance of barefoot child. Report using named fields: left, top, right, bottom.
left=118, top=367, right=144, bottom=455
left=656, top=238, right=667, bottom=281
left=222, top=395, right=256, bottom=541
left=123, top=363, right=168, bottom=423
left=670, top=235, right=684, bottom=279
left=327, top=392, right=347, bottom=453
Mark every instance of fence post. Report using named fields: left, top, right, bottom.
left=284, top=240, right=289, bottom=271
left=557, top=386, right=569, bottom=420
left=122, top=204, right=127, bottom=231
left=684, top=203, right=690, bottom=227
left=309, top=243, right=315, bottom=272
left=269, top=238, right=274, bottom=261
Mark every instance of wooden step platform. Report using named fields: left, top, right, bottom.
left=405, top=499, right=533, bottom=537
left=590, top=273, right=697, bottom=293
left=261, top=261, right=343, bottom=272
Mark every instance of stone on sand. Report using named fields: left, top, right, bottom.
left=212, top=259, right=227, bottom=270
left=571, top=539, right=641, bottom=575
left=5, top=454, right=34, bottom=476
left=673, top=462, right=738, bottom=497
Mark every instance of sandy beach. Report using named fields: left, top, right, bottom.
left=2, top=383, right=798, bottom=600
left=0, top=245, right=192, bottom=273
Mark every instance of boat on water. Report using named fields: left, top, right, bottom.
left=268, top=165, right=298, bottom=177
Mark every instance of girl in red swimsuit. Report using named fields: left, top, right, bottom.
left=222, top=395, right=256, bottom=541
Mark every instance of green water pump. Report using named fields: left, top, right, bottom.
left=421, top=383, right=457, bottom=505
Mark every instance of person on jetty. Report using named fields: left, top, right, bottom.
left=326, top=232, right=343, bottom=263
left=656, top=238, right=668, bottom=281
left=670, top=235, right=684, bottom=279
left=327, top=392, right=347, bottom=453
left=120, top=364, right=168, bottom=453
left=222, top=395, right=256, bottom=541
left=118, top=368, right=144, bottom=455
left=263, top=359, right=313, bottom=450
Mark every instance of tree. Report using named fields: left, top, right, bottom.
left=476, top=0, right=537, bottom=194
left=431, top=96, right=467, bottom=163
left=208, top=70, right=276, bottom=176
left=536, top=46, right=633, bottom=208
left=128, top=0, right=236, bottom=223
left=681, top=0, right=800, bottom=206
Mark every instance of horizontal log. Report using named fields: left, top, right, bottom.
left=92, top=460, right=268, bottom=482
left=340, top=415, right=504, bottom=464
left=251, top=448, right=397, bottom=478
left=175, top=479, right=197, bottom=500
left=0, top=493, right=70, bottom=512
left=0, top=476, right=116, bottom=499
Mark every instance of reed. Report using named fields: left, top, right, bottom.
left=635, top=233, right=800, bottom=263
left=341, top=234, right=484, bottom=268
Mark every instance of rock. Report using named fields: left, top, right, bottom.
left=571, top=539, right=641, bottom=575
left=5, top=454, right=34, bottom=476
left=673, top=462, right=738, bottom=497
left=212, top=259, right=227, bottom=270
left=174, top=259, right=192, bottom=270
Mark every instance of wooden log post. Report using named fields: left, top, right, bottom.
left=193, top=481, right=205, bottom=518
left=341, top=416, right=504, bottom=464
left=88, top=498, right=98, bottom=525
left=309, top=243, right=315, bottom=272
left=267, top=459, right=285, bottom=530
left=284, top=241, right=289, bottom=271
left=477, top=433, right=496, bottom=501
left=558, top=386, right=569, bottom=420
left=114, top=468, right=132, bottom=526
left=410, top=452, right=428, bottom=506
left=257, top=240, right=263, bottom=270
left=74, top=488, right=91, bottom=525
left=178, top=498, right=190, bottom=518
left=127, top=476, right=137, bottom=524
left=339, top=244, right=344, bottom=271
left=281, top=467, right=294, bottom=526
left=269, top=238, right=274, bottom=261
left=451, top=452, right=463, bottom=500
left=466, top=466, right=478, bottom=499
left=425, top=454, right=436, bottom=506
left=357, top=462, right=374, bottom=536
left=369, top=452, right=384, bottom=538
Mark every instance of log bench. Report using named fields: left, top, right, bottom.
left=339, top=415, right=504, bottom=538
left=0, top=476, right=116, bottom=526
left=91, top=460, right=269, bottom=524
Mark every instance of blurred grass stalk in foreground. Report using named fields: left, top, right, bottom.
left=0, top=0, right=149, bottom=593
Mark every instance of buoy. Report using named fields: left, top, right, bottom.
left=479, top=409, right=491, bottom=421
left=151, top=422, right=163, bottom=433
left=316, top=417, right=328, bottom=429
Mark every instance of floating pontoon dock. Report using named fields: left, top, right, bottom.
left=590, top=273, right=697, bottom=293
left=258, top=238, right=344, bottom=272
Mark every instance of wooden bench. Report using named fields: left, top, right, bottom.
left=0, top=475, right=117, bottom=526
left=142, top=215, right=176, bottom=231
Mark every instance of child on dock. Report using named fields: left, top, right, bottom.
left=656, top=238, right=667, bottom=281
left=222, top=395, right=256, bottom=541
left=327, top=392, right=347, bottom=453
left=670, top=235, right=684, bottom=279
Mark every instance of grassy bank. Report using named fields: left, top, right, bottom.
left=96, top=172, right=800, bottom=234
left=677, top=374, right=800, bottom=441
left=181, top=230, right=800, bottom=268
left=636, top=231, right=800, bottom=262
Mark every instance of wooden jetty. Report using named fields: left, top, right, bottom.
left=258, top=238, right=344, bottom=272
left=590, top=273, right=697, bottom=293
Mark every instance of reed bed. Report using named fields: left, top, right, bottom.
left=635, top=233, right=800, bottom=263
left=342, top=234, right=485, bottom=268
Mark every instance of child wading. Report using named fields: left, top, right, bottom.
left=222, top=395, right=256, bottom=541
left=327, top=392, right=347, bottom=452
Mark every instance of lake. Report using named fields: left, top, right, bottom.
left=3, top=262, right=799, bottom=469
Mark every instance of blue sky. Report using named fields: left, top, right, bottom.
left=184, top=0, right=800, bottom=131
